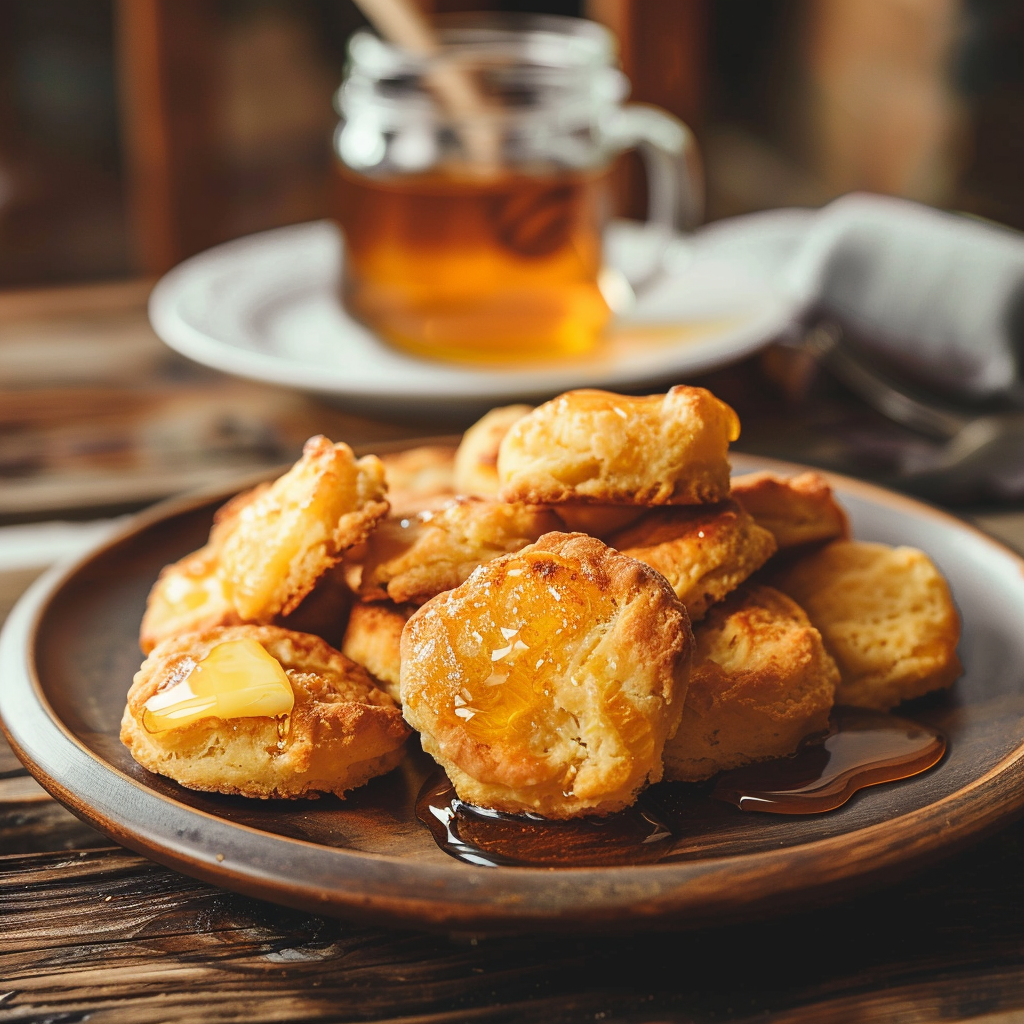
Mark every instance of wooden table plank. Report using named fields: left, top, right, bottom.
left=4, top=819, right=1024, bottom=1022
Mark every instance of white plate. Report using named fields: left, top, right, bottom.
left=149, top=213, right=810, bottom=412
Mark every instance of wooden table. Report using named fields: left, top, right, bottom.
left=4, top=281, right=1024, bottom=1023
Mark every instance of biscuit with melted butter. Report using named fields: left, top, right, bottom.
left=400, top=532, right=692, bottom=818
left=731, top=471, right=849, bottom=551
left=454, top=405, right=532, bottom=497
left=609, top=501, right=777, bottom=621
left=498, top=386, right=740, bottom=506
left=348, top=496, right=563, bottom=605
left=773, top=540, right=962, bottom=709
left=340, top=601, right=414, bottom=703
left=139, top=437, right=387, bottom=651
left=217, top=435, right=388, bottom=621
left=121, top=625, right=409, bottom=799
left=663, top=585, right=838, bottom=782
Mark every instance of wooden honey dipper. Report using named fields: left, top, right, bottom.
left=352, top=0, right=579, bottom=259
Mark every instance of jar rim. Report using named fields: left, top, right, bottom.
left=345, top=12, right=619, bottom=79
left=336, top=13, right=626, bottom=128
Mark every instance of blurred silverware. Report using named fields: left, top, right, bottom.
left=802, top=321, right=1024, bottom=499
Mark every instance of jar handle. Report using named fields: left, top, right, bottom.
left=601, top=103, right=704, bottom=233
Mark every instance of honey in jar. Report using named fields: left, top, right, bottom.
left=336, top=165, right=612, bottom=362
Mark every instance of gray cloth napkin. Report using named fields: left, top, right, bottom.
left=785, top=192, right=1024, bottom=403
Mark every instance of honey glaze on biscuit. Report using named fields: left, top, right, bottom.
left=415, top=707, right=946, bottom=867
left=452, top=552, right=603, bottom=753
left=142, top=638, right=294, bottom=733
left=415, top=550, right=652, bottom=791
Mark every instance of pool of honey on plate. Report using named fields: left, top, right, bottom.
left=416, top=707, right=947, bottom=868
left=334, top=164, right=612, bottom=363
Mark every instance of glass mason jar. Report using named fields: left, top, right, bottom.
left=333, top=13, right=701, bottom=363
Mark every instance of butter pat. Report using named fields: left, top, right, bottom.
left=143, top=638, right=294, bottom=732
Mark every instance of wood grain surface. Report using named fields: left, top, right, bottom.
left=6, top=816, right=1024, bottom=1022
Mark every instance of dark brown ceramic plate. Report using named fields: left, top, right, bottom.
left=3, top=455, right=1024, bottom=935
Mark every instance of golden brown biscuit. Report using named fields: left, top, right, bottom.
left=454, top=404, right=533, bottom=497
left=497, top=386, right=740, bottom=506
left=401, top=532, right=693, bottom=818
left=609, top=501, right=777, bottom=621
left=218, top=435, right=388, bottom=621
left=773, top=540, right=962, bottom=710
left=121, top=625, right=409, bottom=799
left=381, top=445, right=457, bottom=514
left=348, top=497, right=563, bottom=605
left=138, top=484, right=268, bottom=654
left=340, top=601, right=414, bottom=703
left=139, top=542, right=241, bottom=654
left=663, top=585, right=838, bottom=782
left=731, top=471, right=849, bottom=550
left=140, top=438, right=386, bottom=651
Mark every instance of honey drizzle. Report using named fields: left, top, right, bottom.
left=416, top=708, right=946, bottom=868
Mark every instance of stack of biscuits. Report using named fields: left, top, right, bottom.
left=122, top=386, right=962, bottom=818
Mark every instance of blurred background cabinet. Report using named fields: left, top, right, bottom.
left=0, top=0, right=1020, bottom=286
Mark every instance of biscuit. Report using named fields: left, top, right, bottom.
left=454, top=405, right=533, bottom=497
left=340, top=601, right=414, bottom=703
left=218, top=435, right=388, bottom=621
left=381, top=445, right=457, bottom=514
left=609, top=501, right=777, bottom=621
left=121, top=625, right=409, bottom=799
left=497, top=386, right=740, bottom=506
left=731, top=471, right=849, bottom=550
left=139, top=542, right=241, bottom=654
left=139, top=484, right=267, bottom=654
left=663, top=585, right=838, bottom=782
left=348, top=496, right=563, bottom=605
left=401, top=532, right=692, bottom=818
left=773, top=540, right=962, bottom=710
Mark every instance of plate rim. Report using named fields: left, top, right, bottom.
left=4, top=455, right=1024, bottom=933
left=146, top=219, right=796, bottom=406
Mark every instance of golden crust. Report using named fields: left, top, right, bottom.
left=400, top=531, right=693, bottom=818
left=381, top=445, right=457, bottom=514
left=139, top=542, right=242, bottom=655
left=121, top=625, right=409, bottom=799
left=340, top=601, right=414, bottom=703
left=663, top=585, right=838, bottom=782
left=731, top=471, right=849, bottom=551
left=454, top=405, right=533, bottom=498
left=347, top=496, right=563, bottom=605
left=609, top=501, right=777, bottom=621
left=497, top=386, right=740, bottom=506
left=217, top=435, right=388, bottom=621
left=139, top=437, right=386, bottom=652
left=773, top=540, right=962, bottom=710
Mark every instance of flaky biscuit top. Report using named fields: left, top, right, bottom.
left=497, top=386, right=740, bottom=506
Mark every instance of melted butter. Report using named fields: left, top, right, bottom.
left=142, top=638, right=294, bottom=733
